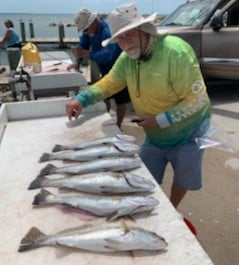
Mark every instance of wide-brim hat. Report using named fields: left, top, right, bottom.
left=102, top=3, right=157, bottom=47
left=75, top=8, right=98, bottom=31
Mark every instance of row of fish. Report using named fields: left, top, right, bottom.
left=19, top=134, right=167, bottom=254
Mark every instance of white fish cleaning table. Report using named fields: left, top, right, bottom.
left=0, top=99, right=214, bottom=265
left=11, top=51, right=88, bottom=100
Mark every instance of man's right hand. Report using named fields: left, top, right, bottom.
left=71, top=46, right=79, bottom=57
left=65, top=99, right=83, bottom=120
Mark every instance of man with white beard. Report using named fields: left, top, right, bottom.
left=66, top=2, right=211, bottom=208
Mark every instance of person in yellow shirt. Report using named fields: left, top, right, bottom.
left=66, top=2, right=211, bottom=208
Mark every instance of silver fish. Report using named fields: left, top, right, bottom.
left=32, top=189, right=159, bottom=221
left=38, top=157, right=141, bottom=177
left=39, top=142, right=139, bottom=163
left=28, top=171, right=155, bottom=194
left=52, top=134, right=135, bottom=152
left=18, top=222, right=167, bottom=252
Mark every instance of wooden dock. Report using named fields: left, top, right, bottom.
left=20, top=21, right=79, bottom=48
left=24, top=37, right=78, bottom=48
left=26, top=37, right=78, bottom=45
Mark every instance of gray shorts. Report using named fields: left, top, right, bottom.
left=140, top=140, right=204, bottom=190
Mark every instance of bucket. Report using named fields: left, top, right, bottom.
left=183, top=217, right=198, bottom=238
left=21, top=42, right=41, bottom=67
left=6, top=47, right=21, bottom=71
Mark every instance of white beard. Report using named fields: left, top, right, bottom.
left=125, top=46, right=141, bottom=60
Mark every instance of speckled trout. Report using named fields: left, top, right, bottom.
left=39, top=142, right=139, bottom=162
left=52, top=134, right=135, bottom=152
left=32, top=189, right=159, bottom=221
left=38, top=157, right=141, bottom=177
left=28, top=171, right=155, bottom=194
left=18, top=222, right=167, bottom=252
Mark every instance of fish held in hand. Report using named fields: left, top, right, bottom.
left=39, top=142, right=139, bottom=163
left=18, top=222, right=167, bottom=253
left=28, top=171, right=155, bottom=194
left=52, top=134, right=135, bottom=152
left=32, top=189, right=159, bottom=220
left=38, top=157, right=141, bottom=177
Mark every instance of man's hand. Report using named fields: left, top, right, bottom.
left=71, top=46, right=90, bottom=59
left=135, top=116, right=159, bottom=129
left=65, top=99, right=83, bottom=120
left=66, top=63, right=76, bottom=71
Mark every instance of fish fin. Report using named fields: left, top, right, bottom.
left=106, top=211, right=119, bottom=221
left=107, top=208, right=138, bottom=222
left=18, top=227, right=46, bottom=252
left=28, top=175, right=46, bottom=190
left=38, top=163, right=56, bottom=177
left=127, top=251, right=135, bottom=259
left=32, top=189, right=53, bottom=205
left=120, top=220, right=130, bottom=233
left=39, top=153, right=51, bottom=163
left=104, top=238, right=122, bottom=249
left=116, top=134, right=135, bottom=142
left=125, top=215, right=136, bottom=223
left=52, top=144, right=64, bottom=152
left=104, top=238, right=135, bottom=254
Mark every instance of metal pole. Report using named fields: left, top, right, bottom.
left=29, top=20, right=35, bottom=38
left=20, top=20, right=26, bottom=43
left=58, top=23, right=66, bottom=48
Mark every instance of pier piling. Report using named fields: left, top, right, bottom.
left=20, top=20, right=26, bottom=43
left=29, top=20, right=35, bottom=38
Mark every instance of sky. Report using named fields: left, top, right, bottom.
left=0, top=0, right=187, bottom=15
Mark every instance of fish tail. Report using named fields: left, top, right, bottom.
left=39, top=153, right=51, bottom=162
left=28, top=175, right=46, bottom=190
left=32, top=189, right=52, bottom=205
left=52, top=144, right=64, bottom=152
left=38, top=163, right=56, bottom=176
left=18, top=227, right=46, bottom=252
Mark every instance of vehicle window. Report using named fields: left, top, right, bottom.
left=223, top=2, right=239, bottom=26
left=159, top=0, right=219, bottom=26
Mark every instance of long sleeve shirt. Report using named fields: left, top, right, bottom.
left=76, top=34, right=211, bottom=149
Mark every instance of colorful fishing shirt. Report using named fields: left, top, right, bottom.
left=76, top=34, right=211, bottom=149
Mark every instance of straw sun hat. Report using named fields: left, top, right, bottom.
left=74, top=8, right=98, bottom=31
left=102, top=2, right=157, bottom=47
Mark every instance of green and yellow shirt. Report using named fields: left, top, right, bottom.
left=76, top=34, right=211, bottom=149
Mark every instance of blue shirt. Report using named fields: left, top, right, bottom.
left=6, top=27, right=20, bottom=47
left=78, top=18, right=122, bottom=75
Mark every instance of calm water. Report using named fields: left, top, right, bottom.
left=0, top=13, right=78, bottom=38
left=0, top=13, right=79, bottom=65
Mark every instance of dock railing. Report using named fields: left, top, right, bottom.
left=19, top=20, right=78, bottom=48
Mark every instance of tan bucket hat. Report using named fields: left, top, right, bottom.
left=102, top=2, right=157, bottom=47
left=74, top=8, right=98, bottom=31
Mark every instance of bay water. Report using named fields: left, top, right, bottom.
left=0, top=13, right=79, bottom=65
